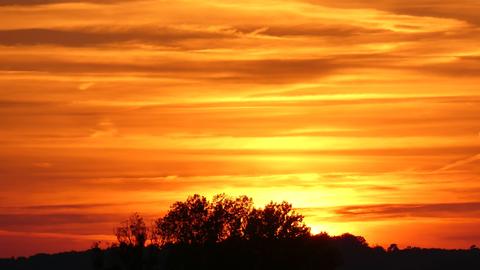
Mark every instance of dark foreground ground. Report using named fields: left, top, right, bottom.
left=1, top=234, right=479, bottom=270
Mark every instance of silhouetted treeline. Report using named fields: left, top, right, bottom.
left=117, top=194, right=310, bottom=247
left=2, top=194, right=479, bottom=270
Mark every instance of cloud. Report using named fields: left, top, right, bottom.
left=90, top=119, right=118, bottom=138
left=0, top=26, right=236, bottom=47
left=0, top=0, right=134, bottom=6
left=332, top=202, right=480, bottom=221
left=238, top=24, right=389, bottom=38
left=436, top=153, right=480, bottom=172
left=20, top=203, right=116, bottom=210
left=0, top=213, right=120, bottom=227
left=78, top=82, right=94, bottom=90
left=421, top=56, right=480, bottom=77
left=0, top=56, right=340, bottom=83
left=0, top=201, right=168, bottom=213
left=306, top=0, right=480, bottom=26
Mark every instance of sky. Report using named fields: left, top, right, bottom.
left=1, top=0, right=480, bottom=258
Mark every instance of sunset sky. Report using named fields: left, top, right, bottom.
left=1, top=0, right=480, bottom=257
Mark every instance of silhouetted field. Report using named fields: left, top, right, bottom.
left=2, top=236, right=479, bottom=270
left=2, top=194, right=479, bottom=270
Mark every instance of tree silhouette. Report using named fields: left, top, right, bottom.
left=153, top=194, right=310, bottom=246
left=245, top=201, right=310, bottom=240
left=115, top=212, right=147, bottom=248
left=207, top=194, right=253, bottom=241
left=154, top=194, right=210, bottom=245
left=388, top=243, right=400, bottom=253
left=333, top=233, right=369, bottom=250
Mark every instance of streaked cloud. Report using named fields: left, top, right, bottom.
left=306, top=0, right=480, bottom=26
left=332, top=202, right=480, bottom=221
left=0, top=0, right=134, bottom=6
left=0, top=26, right=237, bottom=47
left=436, top=153, right=480, bottom=172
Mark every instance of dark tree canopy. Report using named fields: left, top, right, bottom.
left=245, top=201, right=310, bottom=240
left=388, top=243, right=400, bottom=253
left=153, top=194, right=310, bottom=245
left=207, top=194, right=253, bottom=242
left=154, top=194, right=210, bottom=245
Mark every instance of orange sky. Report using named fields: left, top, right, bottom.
left=1, top=0, right=480, bottom=257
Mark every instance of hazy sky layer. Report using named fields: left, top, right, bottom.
left=1, top=0, right=479, bottom=257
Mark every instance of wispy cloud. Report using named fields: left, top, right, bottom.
left=0, top=0, right=135, bottom=6
left=0, top=26, right=238, bottom=47
left=332, top=202, right=480, bottom=221
left=436, top=153, right=480, bottom=172
left=306, top=0, right=480, bottom=26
